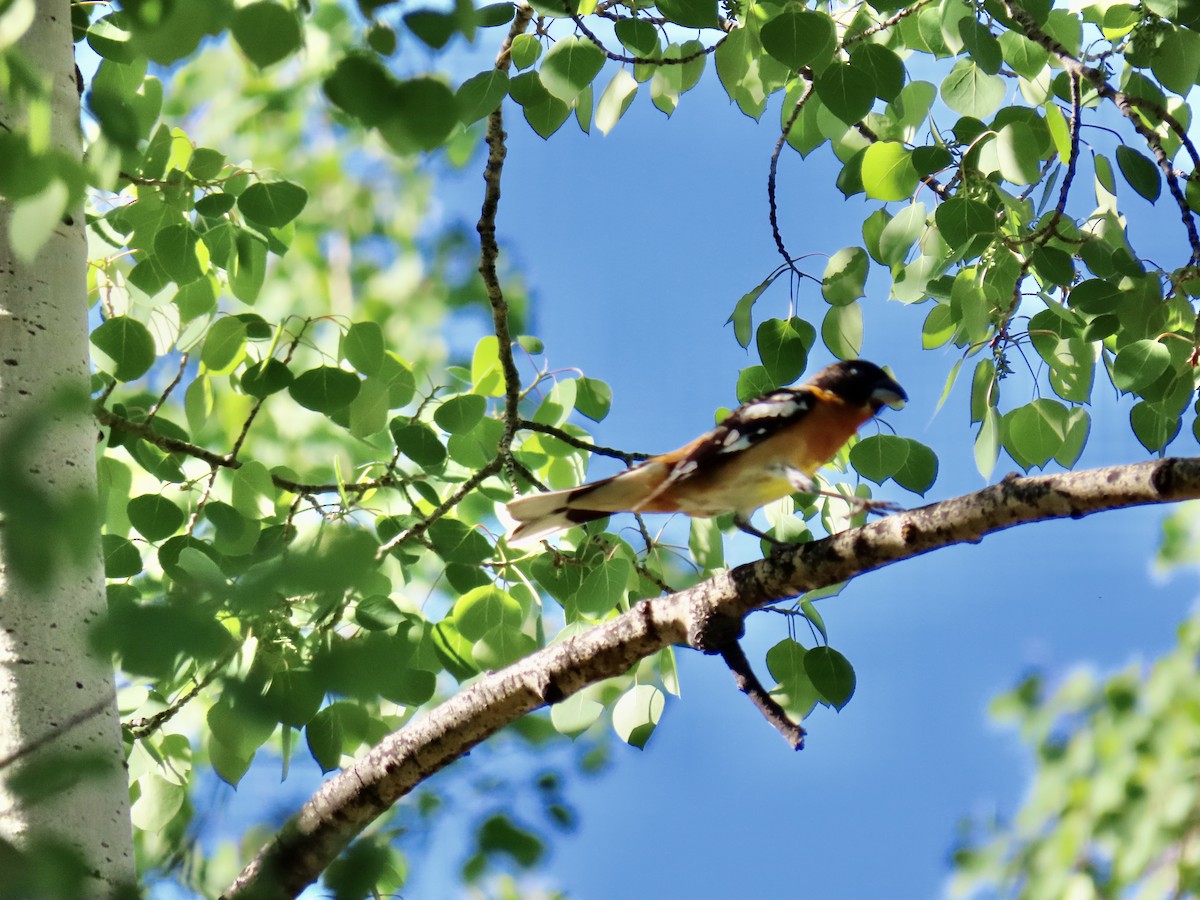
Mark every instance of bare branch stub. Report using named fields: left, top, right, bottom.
left=719, top=640, right=806, bottom=750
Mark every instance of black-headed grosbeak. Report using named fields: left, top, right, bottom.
left=505, top=359, right=907, bottom=545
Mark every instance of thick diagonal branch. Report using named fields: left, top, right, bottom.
left=225, top=457, right=1200, bottom=899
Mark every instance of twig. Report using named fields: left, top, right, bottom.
left=96, top=407, right=408, bottom=496
left=842, top=0, right=937, bottom=47
left=376, top=457, right=504, bottom=556
left=478, top=4, right=535, bottom=484
left=125, top=648, right=239, bottom=740
left=571, top=10, right=730, bottom=65
left=770, top=78, right=814, bottom=275
left=718, top=640, right=806, bottom=750
left=147, top=353, right=189, bottom=422
left=516, top=419, right=650, bottom=463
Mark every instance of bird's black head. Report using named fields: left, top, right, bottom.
left=807, top=360, right=907, bottom=411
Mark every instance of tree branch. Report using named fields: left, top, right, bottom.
left=719, top=639, right=805, bottom=750
left=478, top=2, right=535, bottom=485
left=224, top=457, right=1200, bottom=899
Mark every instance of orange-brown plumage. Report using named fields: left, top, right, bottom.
left=505, top=360, right=906, bottom=545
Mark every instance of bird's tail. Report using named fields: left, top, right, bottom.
left=504, top=483, right=614, bottom=546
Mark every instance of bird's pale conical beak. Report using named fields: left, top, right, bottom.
left=872, top=381, right=907, bottom=410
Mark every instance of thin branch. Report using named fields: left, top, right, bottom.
left=376, top=457, right=504, bottom=557
left=571, top=10, right=730, bottom=65
left=225, top=457, right=1200, bottom=899
left=516, top=418, right=651, bottom=463
left=718, top=640, right=805, bottom=750
left=147, top=352, right=189, bottom=422
left=96, top=407, right=408, bottom=496
left=125, top=648, right=238, bottom=740
left=842, top=0, right=936, bottom=46
left=770, top=78, right=814, bottom=275
left=478, top=3, right=535, bottom=483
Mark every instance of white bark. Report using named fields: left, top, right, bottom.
left=0, top=1, right=134, bottom=890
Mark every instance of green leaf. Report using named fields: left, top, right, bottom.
left=473, top=626, right=537, bottom=669
left=574, top=377, right=612, bottom=421
left=1068, top=278, right=1121, bottom=315
left=996, top=122, right=1041, bottom=186
left=508, top=72, right=571, bottom=139
left=434, top=394, right=487, bottom=434
left=201, top=317, right=248, bottom=375
left=1113, top=339, right=1171, bottom=393
left=612, top=684, right=664, bottom=749
left=453, top=585, right=523, bottom=642
left=1115, top=144, right=1161, bottom=203
left=575, top=559, right=631, bottom=618
left=736, top=365, right=775, bottom=404
left=999, top=30, right=1048, bottom=80
left=850, top=42, right=905, bottom=102
left=877, top=202, right=926, bottom=265
left=404, top=10, right=457, bottom=49
left=539, top=36, right=605, bottom=103
left=1131, top=400, right=1181, bottom=453
left=378, top=78, right=460, bottom=153
left=305, top=705, right=343, bottom=773
left=975, top=408, right=1001, bottom=479
left=456, top=69, right=509, bottom=125
left=342, top=321, right=384, bottom=375
left=849, top=435, right=938, bottom=494
left=689, top=517, right=724, bottom=570
left=821, top=302, right=863, bottom=360
left=940, top=59, right=1005, bottom=118
left=1003, top=398, right=1071, bottom=469
left=231, top=1, right=301, bottom=69
left=655, top=0, right=719, bottom=29
left=428, top=518, right=493, bottom=564
left=1152, top=27, right=1200, bottom=95
left=127, top=494, right=185, bottom=542
left=757, top=317, right=812, bottom=385
left=934, top=197, right=995, bottom=249
left=861, top=142, right=918, bottom=201
left=391, top=421, right=446, bottom=469
left=91, top=317, right=156, bottom=382
left=814, top=61, right=875, bottom=125
left=550, top=693, right=604, bottom=738
left=766, top=637, right=808, bottom=684
left=237, top=181, right=308, bottom=228
left=614, top=18, right=658, bottom=56
left=727, top=272, right=780, bottom=348
left=957, top=19, right=1002, bottom=74
left=478, top=814, right=545, bottom=866
left=760, top=10, right=835, bottom=71
left=510, top=33, right=541, bottom=69
left=229, top=230, right=267, bottom=303
left=804, top=646, right=855, bottom=710
left=241, top=358, right=292, bottom=398
left=822, top=246, right=869, bottom=305
left=288, top=366, right=361, bottom=414
left=1030, top=246, right=1074, bottom=285
left=103, top=534, right=143, bottom=578
left=153, top=222, right=204, bottom=284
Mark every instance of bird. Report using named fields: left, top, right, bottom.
left=504, top=359, right=907, bottom=546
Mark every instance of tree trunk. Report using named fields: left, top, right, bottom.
left=0, top=2, right=134, bottom=891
